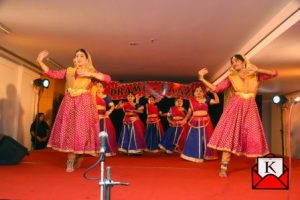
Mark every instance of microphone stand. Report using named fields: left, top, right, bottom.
left=98, top=132, right=129, bottom=200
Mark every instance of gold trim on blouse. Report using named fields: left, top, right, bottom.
left=125, top=112, right=136, bottom=116
left=99, top=115, right=109, bottom=119
left=235, top=92, right=255, bottom=99
left=193, top=110, right=208, bottom=116
left=148, top=114, right=158, bottom=118
left=96, top=105, right=106, bottom=110
left=173, top=116, right=184, bottom=120
left=67, top=88, right=89, bottom=96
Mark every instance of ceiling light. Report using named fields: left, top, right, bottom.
left=129, top=42, right=138, bottom=46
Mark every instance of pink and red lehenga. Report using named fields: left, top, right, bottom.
left=46, top=68, right=109, bottom=156
left=207, top=70, right=278, bottom=157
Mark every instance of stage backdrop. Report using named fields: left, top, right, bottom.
left=104, top=81, right=203, bottom=100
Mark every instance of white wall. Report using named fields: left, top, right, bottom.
left=285, top=92, right=300, bottom=159
left=0, top=56, right=40, bottom=149
left=262, top=98, right=284, bottom=155
left=290, top=103, right=300, bottom=158
left=265, top=92, right=300, bottom=159
left=270, top=103, right=284, bottom=155
left=262, top=99, right=272, bottom=151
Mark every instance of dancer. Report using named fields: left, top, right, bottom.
left=198, top=54, right=277, bottom=176
left=116, top=93, right=146, bottom=155
left=92, top=81, right=117, bottom=156
left=180, top=86, right=219, bottom=162
left=144, top=95, right=164, bottom=153
left=36, top=49, right=111, bottom=172
left=159, top=97, right=187, bottom=154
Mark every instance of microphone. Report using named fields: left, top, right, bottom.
left=99, top=131, right=108, bottom=154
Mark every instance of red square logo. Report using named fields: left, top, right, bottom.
left=252, top=154, right=289, bottom=190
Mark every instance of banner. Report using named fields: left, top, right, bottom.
left=105, top=81, right=203, bottom=100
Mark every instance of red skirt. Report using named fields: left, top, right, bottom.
left=47, top=92, right=100, bottom=155
left=208, top=95, right=269, bottom=157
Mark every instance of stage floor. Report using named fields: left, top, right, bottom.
left=0, top=149, right=299, bottom=200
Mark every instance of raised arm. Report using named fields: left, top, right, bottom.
left=199, top=68, right=232, bottom=93
left=115, top=100, right=124, bottom=110
left=198, top=68, right=216, bottom=91
left=105, top=99, right=115, bottom=117
left=36, top=50, right=50, bottom=73
left=36, top=50, right=66, bottom=79
left=209, top=92, right=220, bottom=105
left=93, top=72, right=111, bottom=83
left=248, top=64, right=276, bottom=76
left=248, top=64, right=278, bottom=81
left=136, top=106, right=144, bottom=114
left=77, top=70, right=111, bottom=83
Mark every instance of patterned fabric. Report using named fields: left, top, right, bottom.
left=207, top=71, right=278, bottom=157
left=46, top=68, right=100, bottom=155
left=47, top=93, right=100, bottom=155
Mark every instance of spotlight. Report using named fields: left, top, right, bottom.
left=34, top=78, right=50, bottom=88
left=272, top=95, right=287, bottom=104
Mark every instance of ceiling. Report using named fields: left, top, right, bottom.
left=0, top=0, right=299, bottom=97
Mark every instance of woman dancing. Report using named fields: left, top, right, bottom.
left=198, top=54, right=277, bottom=176
left=36, top=49, right=111, bottom=172
left=144, top=95, right=164, bottom=153
left=180, top=87, right=219, bottom=162
left=92, top=81, right=117, bottom=156
left=116, top=93, right=146, bottom=155
left=159, top=97, right=187, bottom=154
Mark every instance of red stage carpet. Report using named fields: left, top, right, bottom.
left=0, top=149, right=299, bottom=200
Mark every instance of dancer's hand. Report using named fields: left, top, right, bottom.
left=77, top=69, right=92, bottom=77
left=36, top=50, right=49, bottom=64
left=159, top=111, right=163, bottom=116
left=115, top=100, right=124, bottom=109
left=179, top=119, right=187, bottom=125
left=135, top=94, right=142, bottom=103
left=198, top=68, right=208, bottom=80
left=104, top=111, right=111, bottom=117
left=135, top=94, right=142, bottom=100
left=247, top=64, right=258, bottom=75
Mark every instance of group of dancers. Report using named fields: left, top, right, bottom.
left=36, top=49, right=277, bottom=176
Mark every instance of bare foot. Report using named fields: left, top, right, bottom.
left=219, top=169, right=227, bottom=177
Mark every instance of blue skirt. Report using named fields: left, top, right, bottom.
left=145, top=123, right=163, bottom=152
left=118, top=122, right=145, bottom=154
left=159, top=126, right=183, bottom=153
left=181, top=127, right=206, bottom=162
